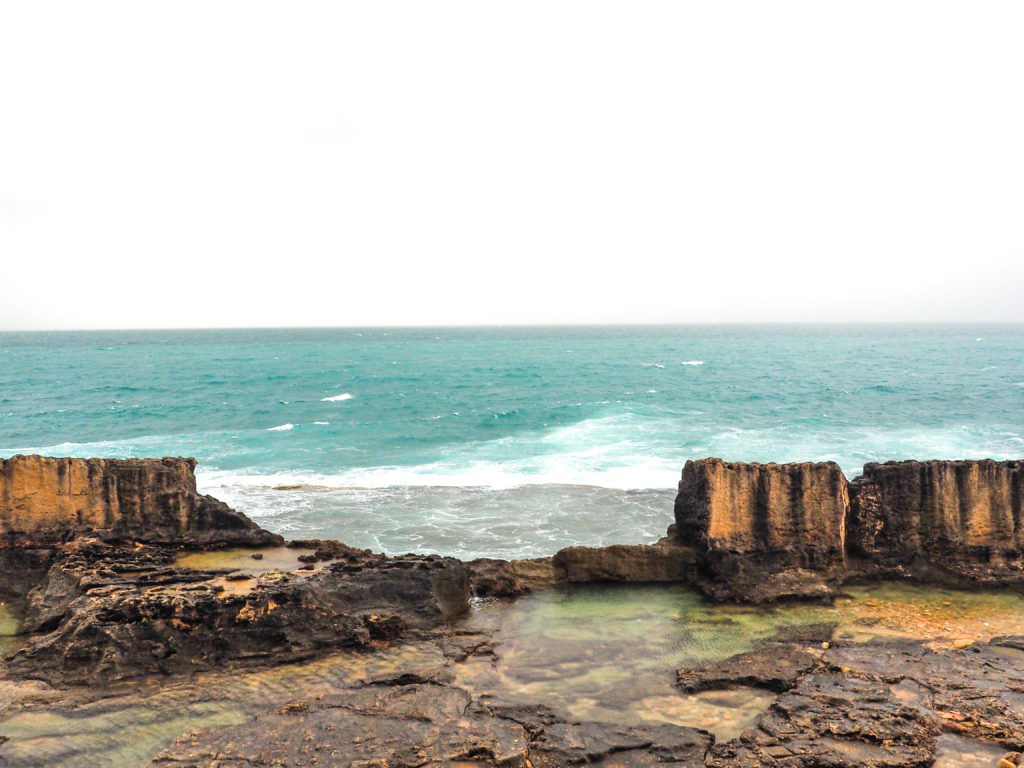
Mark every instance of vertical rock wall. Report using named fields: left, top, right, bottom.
left=847, top=459, right=1023, bottom=578
left=0, top=455, right=281, bottom=548
left=675, top=458, right=848, bottom=601
left=674, top=457, right=1024, bottom=599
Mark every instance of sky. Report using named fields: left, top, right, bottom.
left=1, top=1, right=1023, bottom=330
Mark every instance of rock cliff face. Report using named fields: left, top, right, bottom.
left=0, top=455, right=281, bottom=548
left=675, top=458, right=848, bottom=601
left=674, top=457, right=1024, bottom=598
left=847, top=459, right=1024, bottom=583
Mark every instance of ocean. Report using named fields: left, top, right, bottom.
left=1, top=325, right=1022, bottom=559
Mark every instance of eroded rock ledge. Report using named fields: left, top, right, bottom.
left=0, top=455, right=280, bottom=549
left=2, top=454, right=1023, bottom=687
left=2, top=455, right=1024, bottom=767
left=674, top=457, right=1024, bottom=601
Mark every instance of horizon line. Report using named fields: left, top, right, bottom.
left=3, top=320, right=1024, bottom=334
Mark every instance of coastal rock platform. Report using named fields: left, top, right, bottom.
left=2, top=455, right=1024, bottom=767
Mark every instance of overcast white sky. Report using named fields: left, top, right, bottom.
left=1, top=2, right=1022, bottom=330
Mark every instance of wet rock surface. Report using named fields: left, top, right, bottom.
left=679, top=636, right=1024, bottom=766
left=149, top=684, right=714, bottom=768
left=83, top=631, right=1021, bottom=768
left=4, top=540, right=469, bottom=685
left=676, top=643, right=821, bottom=694
left=4, top=455, right=1024, bottom=766
left=5, top=575, right=1024, bottom=766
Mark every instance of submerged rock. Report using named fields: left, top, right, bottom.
left=149, top=683, right=713, bottom=768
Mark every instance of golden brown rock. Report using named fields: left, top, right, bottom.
left=0, top=455, right=281, bottom=548
left=847, top=459, right=1024, bottom=583
left=674, top=458, right=848, bottom=601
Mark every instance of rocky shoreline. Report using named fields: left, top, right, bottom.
left=1, top=454, right=1023, bottom=767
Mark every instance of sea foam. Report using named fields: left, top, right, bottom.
left=321, top=393, right=354, bottom=402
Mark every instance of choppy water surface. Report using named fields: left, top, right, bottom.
left=2, top=325, right=1023, bottom=558
left=3, top=581, right=1023, bottom=767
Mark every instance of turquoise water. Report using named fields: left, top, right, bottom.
left=1, top=325, right=1022, bottom=558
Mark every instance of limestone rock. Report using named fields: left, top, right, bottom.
left=674, top=458, right=848, bottom=601
left=552, top=542, right=696, bottom=584
left=466, top=557, right=557, bottom=598
left=0, top=455, right=281, bottom=548
left=5, top=544, right=470, bottom=684
left=847, top=459, right=1024, bottom=584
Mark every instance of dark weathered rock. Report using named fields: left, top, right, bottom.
left=0, top=455, right=281, bottom=548
left=706, top=671, right=936, bottom=768
left=552, top=542, right=697, bottom=584
left=677, top=643, right=822, bottom=694
left=150, top=683, right=531, bottom=767
left=6, top=543, right=470, bottom=684
left=466, top=543, right=696, bottom=599
left=528, top=720, right=711, bottom=767
left=286, top=538, right=373, bottom=562
left=0, top=547, right=54, bottom=609
left=847, top=460, right=1024, bottom=584
left=823, top=639, right=1024, bottom=747
left=675, top=458, right=848, bottom=601
left=467, top=556, right=557, bottom=598
left=149, top=685, right=712, bottom=768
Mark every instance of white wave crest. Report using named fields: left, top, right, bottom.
left=680, top=360, right=704, bottom=366
left=321, top=393, right=354, bottom=402
left=201, top=461, right=679, bottom=494
left=267, top=423, right=294, bottom=431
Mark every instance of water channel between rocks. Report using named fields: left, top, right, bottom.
left=2, top=574, right=1024, bottom=768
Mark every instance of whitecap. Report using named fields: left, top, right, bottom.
left=321, top=393, right=354, bottom=402
left=314, top=421, right=330, bottom=425
left=267, top=423, right=294, bottom=431
left=680, top=360, right=704, bottom=366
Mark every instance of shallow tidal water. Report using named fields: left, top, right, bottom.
left=2, top=581, right=1024, bottom=767
left=456, top=582, right=1024, bottom=740
left=0, top=602, right=19, bottom=656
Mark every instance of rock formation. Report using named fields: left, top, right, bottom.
left=0, top=455, right=281, bottom=548
left=847, top=459, right=1024, bottom=583
left=6, top=540, right=470, bottom=685
left=674, top=458, right=848, bottom=601
left=673, top=457, right=1024, bottom=599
